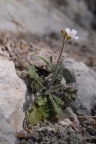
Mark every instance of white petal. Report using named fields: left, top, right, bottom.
left=71, top=29, right=77, bottom=36
left=73, top=36, right=79, bottom=40
left=65, top=28, right=71, bottom=35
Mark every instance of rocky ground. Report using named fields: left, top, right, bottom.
left=0, top=33, right=95, bottom=144
left=0, top=0, right=96, bottom=144
left=16, top=119, right=96, bottom=144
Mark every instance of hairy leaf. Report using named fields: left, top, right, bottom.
left=28, top=65, right=43, bottom=93
left=38, top=56, right=55, bottom=72
left=36, top=96, right=47, bottom=106
left=27, top=102, right=52, bottom=125
left=55, top=64, right=64, bottom=81
left=28, top=65, right=38, bottom=80
left=49, top=94, right=64, bottom=119
left=53, top=96, right=64, bottom=107
left=27, top=105, right=44, bottom=125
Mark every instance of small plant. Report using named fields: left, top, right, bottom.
left=26, top=28, right=78, bottom=126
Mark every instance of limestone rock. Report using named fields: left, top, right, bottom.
left=0, top=108, right=15, bottom=144
left=0, top=0, right=89, bottom=41
left=0, top=58, right=26, bottom=131
left=63, top=58, right=96, bottom=115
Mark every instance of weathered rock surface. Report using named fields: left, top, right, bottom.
left=0, top=0, right=92, bottom=41
left=0, top=57, right=26, bottom=131
left=53, top=0, right=93, bottom=28
left=0, top=108, right=15, bottom=144
left=85, top=0, right=96, bottom=14
left=63, top=58, right=96, bottom=115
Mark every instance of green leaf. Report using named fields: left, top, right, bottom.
left=54, top=96, right=64, bottom=107
left=55, top=64, right=63, bottom=80
left=27, top=105, right=44, bottom=125
left=49, top=94, right=64, bottom=119
left=27, top=102, right=52, bottom=125
left=28, top=65, right=38, bottom=80
left=43, top=104, right=51, bottom=119
left=36, top=96, right=47, bottom=106
left=54, top=106, right=64, bottom=119
left=71, top=94, right=76, bottom=99
left=27, top=65, right=44, bottom=93
left=51, top=85, right=63, bottom=91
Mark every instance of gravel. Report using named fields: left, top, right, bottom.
left=16, top=121, right=83, bottom=144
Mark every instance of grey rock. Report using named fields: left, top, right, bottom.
left=0, top=137, right=10, bottom=144
left=64, top=107, right=79, bottom=124
left=0, top=0, right=89, bottom=41
left=85, top=0, right=96, bottom=14
left=0, top=108, right=15, bottom=144
left=0, top=58, right=26, bottom=131
left=63, top=58, right=96, bottom=115
left=31, top=132, right=39, bottom=140
left=57, top=0, right=93, bottom=28
left=69, top=132, right=83, bottom=144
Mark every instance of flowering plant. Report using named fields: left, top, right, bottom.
left=25, top=28, right=78, bottom=126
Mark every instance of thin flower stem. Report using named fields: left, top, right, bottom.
left=48, top=37, right=66, bottom=89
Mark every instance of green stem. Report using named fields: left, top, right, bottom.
left=48, top=37, right=66, bottom=89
